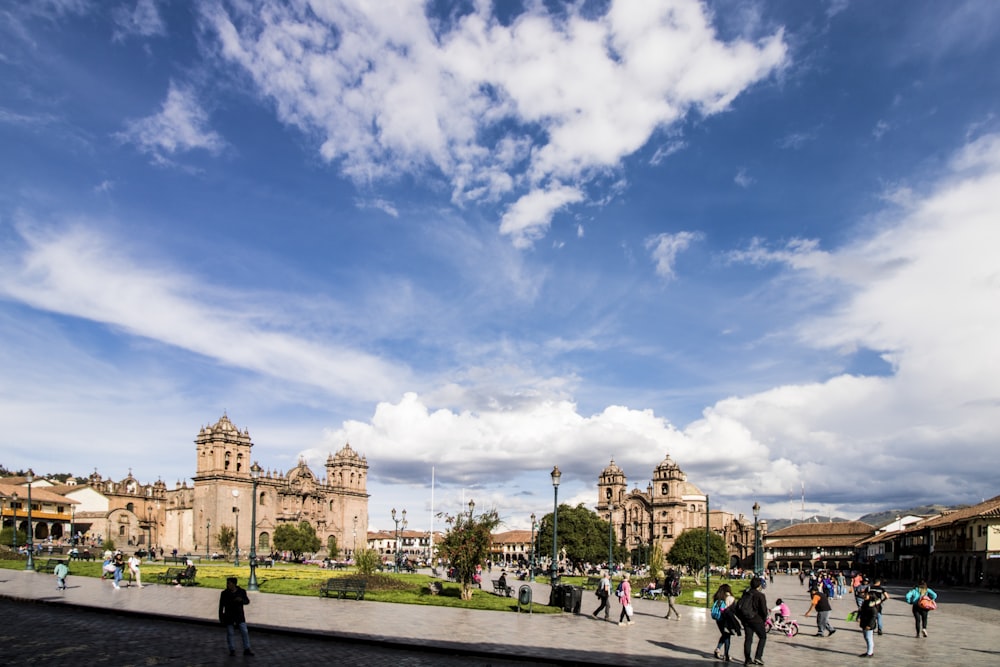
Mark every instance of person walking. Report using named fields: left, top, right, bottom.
left=804, top=585, right=837, bottom=637
left=711, top=583, right=738, bottom=662
left=219, top=576, right=254, bottom=656
left=128, top=551, right=143, bottom=588
left=592, top=570, right=611, bottom=621
left=904, top=580, right=938, bottom=638
left=739, top=576, right=768, bottom=666
left=663, top=569, right=682, bottom=621
left=856, top=589, right=878, bottom=657
left=112, top=550, right=125, bottom=590
left=54, top=561, right=69, bottom=590
left=867, top=578, right=889, bottom=635
left=617, top=572, right=633, bottom=626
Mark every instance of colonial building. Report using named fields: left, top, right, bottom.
left=1, top=479, right=79, bottom=545
left=860, top=495, right=1000, bottom=585
left=595, top=455, right=756, bottom=569
left=13, top=414, right=370, bottom=559
left=763, top=520, right=876, bottom=572
left=184, top=414, right=370, bottom=558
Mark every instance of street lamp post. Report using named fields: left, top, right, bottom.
left=70, top=503, right=76, bottom=547
left=25, top=469, right=34, bottom=570
left=207, top=519, right=211, bottom=557
left=607, top=503, right=615, bottom=574
left=10, top=492, right=18, bottom=551
left=232, top=489, right=240, bottom=567
left=248, top=462, right=261, bottom=592
left=530, top=513, right=536, bottom=582
left=391, top=508, right=407, bottom=573
left=550, top=465, right=561, bottom=584
left=753, top=501, right=762, bottom=575
left=353, top=515, right=358, bottom=557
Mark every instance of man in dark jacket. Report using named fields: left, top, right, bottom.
left=219, top=577, right=253, bottom=656
left=804, top=585, right=837, bottom=637
left=741, top=576, right=769, bottom=665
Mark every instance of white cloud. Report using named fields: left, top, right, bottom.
left=204, top=0, right=786, bottom=245
left=0, top=222, right=410, bottom=403
left=645, top=231, right=702, bottom=280
left=118, top=82, right=224, bottom=163
left=734, top=167, right=754, bottom=188
left=112, top=0, right=166, bottom=41
left=873, top=119, right=890, bottom=140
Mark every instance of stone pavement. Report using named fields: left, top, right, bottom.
left=1, top=569, right=998, bottom=666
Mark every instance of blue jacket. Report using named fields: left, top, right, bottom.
left=905, top=586, right=937, bottom=605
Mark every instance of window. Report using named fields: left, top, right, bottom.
left=661, top=483, right=668, bottom=495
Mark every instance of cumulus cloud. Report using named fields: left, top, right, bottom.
left=315, top=132, right=1000, bottom=519
left=203, top=0, right=786, bottom=245
left=118, top=82, right=224, bottom=163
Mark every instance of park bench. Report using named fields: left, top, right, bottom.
left=491, top=579, right=514, bottom=597
left=583, top=576, right=602, bottom=589
left=69, top=550, right=95, bottom=561
left=319, top=578, right=367, bottom=600
left=156, top=567, right=197, bottom=586
left=258, top=557, right=274, bottom=568
left=163, top=556, right=187, bottom=565
left=36, top=558, right=69, bottom=574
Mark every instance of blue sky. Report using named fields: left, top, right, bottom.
left=2, top=0, right=999, bottom=532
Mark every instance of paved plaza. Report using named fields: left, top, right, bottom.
left=1, top=569, right=998, bottom=666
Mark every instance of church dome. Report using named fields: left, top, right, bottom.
left=601, top=457, right=624, bottom=477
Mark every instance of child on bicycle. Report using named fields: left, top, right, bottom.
left=771, top=598, right=790, bottom=622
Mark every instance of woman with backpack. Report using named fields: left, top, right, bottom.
left=663, top=569, right=682, bottom=621
left=904, top=580, right=938, bottom=638
left=711, top=583, right=738, bottom=661
left=617, top=572, right=634, bottom=626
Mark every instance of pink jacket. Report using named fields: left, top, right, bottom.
left=619, top=580, right=631, bottom=606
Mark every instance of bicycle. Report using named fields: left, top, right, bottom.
left=765, top=616, right=800, bottom=637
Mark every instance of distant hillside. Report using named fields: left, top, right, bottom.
left=764, top=504, right=961, bottom=533
left=856, top=504, right=957, bottom=528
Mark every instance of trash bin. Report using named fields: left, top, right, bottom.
left=549, top=584, right=566, bottom=608
left=565, top=585, right=584, bottom=614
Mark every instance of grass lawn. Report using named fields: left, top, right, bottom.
left=0, top=558, right=560, bottom=613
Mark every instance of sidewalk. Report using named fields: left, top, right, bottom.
left=2, top=569, right=997, bottom=666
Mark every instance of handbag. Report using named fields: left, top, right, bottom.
left=624, top=603, right=634, bottom=616
left=917, top=595, right=937, bottom=611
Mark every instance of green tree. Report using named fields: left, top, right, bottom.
left=437, top=507, right=502, bottom=600
left=665, top=528, right=728, bottom=584
left=273, top=521, right=322, bottom=559
left=0, top=527, right=27, bottom=549
left=354, top=547, right=380, bottom=576
left=649, top=541, right=666, bottom=582
left=537, top=503, right=619, bottom=569
left=326, top=535, right=340, bottom=559
left=217, top=525, right=235, bottom=557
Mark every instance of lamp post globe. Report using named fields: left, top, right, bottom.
left=248, top=462, right=262, bottom=591
left=25, top=469, right=34, bottom=570
left=550, top=466, right=561, bottom=584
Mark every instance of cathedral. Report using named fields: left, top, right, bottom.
left=597, top=455, right=755, bottom=568
left=55, top=414, right=369, bottom=558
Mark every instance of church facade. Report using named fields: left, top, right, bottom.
left=597, top=455, right=757, bottom=568
left=56, top=414, right=369, bottom=559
